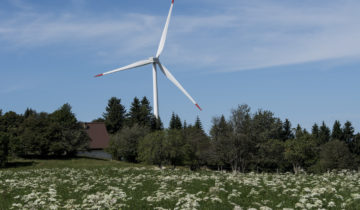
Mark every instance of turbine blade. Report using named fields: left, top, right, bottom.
left=156, top=0, right=174, bottom=58
left=157, top=62, right=202, bottom=111
left=94, top=59, right=153, bottom=77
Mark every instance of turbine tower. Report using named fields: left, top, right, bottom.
left=95, top=0, right=201, bottom=119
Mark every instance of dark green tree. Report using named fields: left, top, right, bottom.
left=314, top=140, right=354, bottom=172
left=169, top=112, right=182, bottom=130
left=139, top=96, right=153, bottom=127
left=138, top=131, right=167, bottom=168
left=342, top=121, right=354, bottom=144
left=183, top=126, right=211, bottom=170
left=107, top=124, right=149, bottom=162
left=209, top=115, right=231, bottom=170
left=1, top=111, right=23, bottom=155
left=0, top=132, right=9, bottom=167
left=0, top=111, right=23, bottom=133
left=49, top=104, right=90, bottom=156
left=251, top=109, right=282, bottom=143
left=127, top=97, right=142, bottom=127
left=183, top=120, right=187, bottom=129
left=284, top=134, right=317, bottom=173
left=281, top=119, right=294, bottom=141
left=24, top=108, right=36, bottom=118
left=295, top=124, right=304, bottom=139
left=258, top=139, right=287, bottom=172
left=194, top=116, right=203, bottom=131
left=16, top=112, right=50, bottom=156
left=150, top=115, right=163, bottom=131
left=318, top=121, right=330, bottom=145
left=103, top=97, right=126, bottom=134
left=210, top=115, right=229, bottom=141
left=350, top=134, right=360, bottom=155
left=92, top=118, right=105, bottom=123
left=228, top=104, right=256, bottom=172
left=311, top=123, right=320, bottom=139
left=51, top=103, right=77, bottom=129
left=165, top=129, right=186, bottom=168
left=331, top=120, right=343, bottom=141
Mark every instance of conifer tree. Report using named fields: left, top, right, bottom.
left=169, top=112, right=182, bottom=130
left=51, top=103, right=77, bottom=129
left=103, top=97, right=126, bottom=134
left=318, top=121, right=330, bottom=145
left=139, top=96, right=152, bottom=127
left=128, top=97, right=142, bottom=127
left=342, top=121, right=354, bottom=144
left=169, top=112, right=176, bottom=129
left=295, top=124, right=304, bottom=139
left=331, top=120, right=343, bottom=140
left=194, top=116, right=203, bottom=131
left=150, top=115, right=163, bottom=131
left=210, top=115, right=230, bottom=141
left=281, top=118, right=294, bottom=141
left=48, top=103, right=90, bottom=156
left=311, top=123, right=319, bottom=138
left=24, top=108, right=36, bottom=118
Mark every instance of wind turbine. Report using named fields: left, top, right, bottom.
left=95, top=0, right=201, bottom=119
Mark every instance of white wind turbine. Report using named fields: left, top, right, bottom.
left=95, top=0, right=201, bottom=119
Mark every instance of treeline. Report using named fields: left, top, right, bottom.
left=0, top=104, right=89, bottom=167
left=94, top=96, right=163, bottom=134
left=104, top=99, right=360, bottom=173
left=100, top=96, right=209, bottom=170
left=2, top=96, right=360, bottom=173
left=209, top=105, right=360, bottom=173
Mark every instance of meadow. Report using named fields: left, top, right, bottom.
left=1, top=159, right=360, bottom=210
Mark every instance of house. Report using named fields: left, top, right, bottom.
left=77, top=122, right=112, bottom=159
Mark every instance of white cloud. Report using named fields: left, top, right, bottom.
left=167, top=0, right=360, bottom=72
left=1, top=0, right=360, bottom=72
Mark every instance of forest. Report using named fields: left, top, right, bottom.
left=1, top=96, right=360, bottom=173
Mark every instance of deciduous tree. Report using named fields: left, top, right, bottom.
left=107, top=124, right=149, bottom=162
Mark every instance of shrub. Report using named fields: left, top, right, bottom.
left=138, top=131, right=166, bottom=168
left=312, top=139, right=354, bottom=173
left=107, top=124, right=149, bottom=162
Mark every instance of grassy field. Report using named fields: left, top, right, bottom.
left=1, top=158, right=360, bottom=209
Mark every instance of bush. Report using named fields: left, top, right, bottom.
left=183, top=127, right=211, bottom=170
left=107, top=124, right=149, bottom=162
left=138, top=131, right=167, bottom=168
left=312, top=139, right=354, bottom=173
left=0, top=132, right=9, bottom=167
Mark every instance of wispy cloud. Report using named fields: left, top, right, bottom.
left=7, top=0, right=33, bottom=11
left=0, top=85, right=25, bottom=94
left=169, top=0, right=360, bottom=72
left=0, top=0, right=360, bottom=72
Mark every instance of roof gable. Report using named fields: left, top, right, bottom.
left=84, top=122, right=110, bottom=149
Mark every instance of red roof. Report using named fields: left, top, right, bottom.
left=84, top=122, right=110, bottom=149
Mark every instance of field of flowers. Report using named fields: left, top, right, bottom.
left=1, top=159, right=360, bottom=209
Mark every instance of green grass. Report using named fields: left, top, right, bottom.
left=2, top=157, right=141, bottom=170
left=1, top=159, right=360, bottom=209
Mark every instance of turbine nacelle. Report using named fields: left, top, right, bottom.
left=150, top=57, right=160, bottom=64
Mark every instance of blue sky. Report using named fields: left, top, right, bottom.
left=1, top=0, right=360, bottom=133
